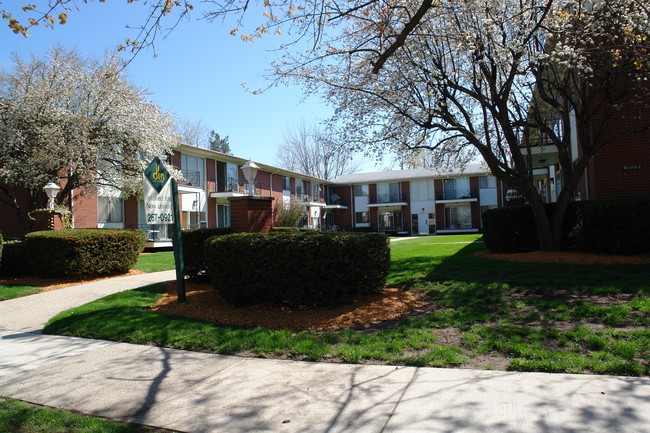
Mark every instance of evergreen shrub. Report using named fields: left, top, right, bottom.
left=181, top=227, right=232, bottom=280
left=579, top=199, right=650, bottom=255
left=0, top=240, right=30, bottom=276
left=482, top=206, right=540, bottom=253
left=204, top=231, right=390, bottom=307
left=25, top=229, right=146, bottom=277
left=482, top=203, right=581, bottom=253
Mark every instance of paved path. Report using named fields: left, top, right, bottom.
left=0, top=270, right=175, bottom=333
left=1, top=270, right=649, bottom=433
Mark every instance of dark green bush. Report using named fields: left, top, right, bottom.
left=25, top=229, right=146, bottom=277
left=181, top=227, right=232, bottom=280
left=351, top=227, right=376, bottom=233
left=204, top=232, right=390, bottom=307
left=579, top=199, right=650, bottom=255
left=0, top=240, right=30, bottom=276
left=482, top=203, right=580, bottom=253
left=271, top=227, right=318, bottom=233
left=482, top=206, right=540, bottom=253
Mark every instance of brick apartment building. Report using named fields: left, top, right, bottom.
left=2, top=123, right=647, bottom=244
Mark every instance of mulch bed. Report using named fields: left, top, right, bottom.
left=153, top=283, right=426, bottom=331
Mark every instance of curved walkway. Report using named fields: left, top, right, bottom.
left=0, top=271, right=648, bottom=433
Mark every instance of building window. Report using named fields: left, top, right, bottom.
left=354, top=184, right=369, bottom=197
left=377, top=182, right=401, bottom=203
left=98, top=197, right=123, bottom=223
left=355, top=211, right=369, bottom=224
left=444, top=205, right=472, bottom=229
left=311, top=182, right=321, bottom=200
left=181, top=155, right=205, bottom=187
left=282, top=176, right=291, bottom=192
left=443, top=178, right=470, bottom=200
left=217, top=205, right=231, bottom=228
left=295, top=179, right=304, bottom=198
left=378, top=210, right=403, bottom=231
left=478, top=176, right=497, bottom=189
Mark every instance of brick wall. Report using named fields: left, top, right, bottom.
left=72, top=189, right=98, bottom=229
left=229, top=196, right=274, bottom=233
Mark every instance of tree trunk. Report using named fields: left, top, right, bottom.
left=550, top=199, right=570, bottom=252
left=528, top=194, right=555, bottom=251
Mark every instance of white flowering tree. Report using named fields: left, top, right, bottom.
left=0, top=46, right=179, bottom=231
left=6, top=1, right=650, bottom=250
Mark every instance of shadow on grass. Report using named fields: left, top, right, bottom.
left=427, top=242, right=650, bottom=295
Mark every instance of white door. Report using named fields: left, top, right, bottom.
left=418, top=213, right=429, bottom=234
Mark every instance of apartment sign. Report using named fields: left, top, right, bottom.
left=143, top=157, right=174, bottom=225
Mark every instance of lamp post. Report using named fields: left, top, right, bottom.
left=241, top=160, right=259, bottom=195
left=43, top=182, right=61, bottom=210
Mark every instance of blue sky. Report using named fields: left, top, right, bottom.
left=1, top=1, right=379, bottom=170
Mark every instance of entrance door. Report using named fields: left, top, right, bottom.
left=418, top=213, right=429, bottom=234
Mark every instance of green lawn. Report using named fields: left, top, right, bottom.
left=44, top=235, right=650, bottom=376
left=0, top=397, right=172, bottom=433
left=132, top=251, right=175, bottom=273
left=0, top=285, right=41, bottom=301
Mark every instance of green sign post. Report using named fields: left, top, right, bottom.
left=144, top=157, right=186, bottom=303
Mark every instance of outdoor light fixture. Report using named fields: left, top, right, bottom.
left=43, top=182, right=61, bottom=210
left=241, top=160, right=259, bottom=195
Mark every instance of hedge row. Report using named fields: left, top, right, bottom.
left=0, top=240, right=30, bottom=276
left=204, top=232, right=390, bottom=307
left=579, top=199, right=650, bottom=255
left=25, top=229, right=146, bottom=277
left=483, top=198, right=650, bottom=255
left=181, top=227, right=232, bottom=280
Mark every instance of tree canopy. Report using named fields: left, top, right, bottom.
left=0, top=46, right=179, bottom=229
left=276, top=121, right=363, bottom=180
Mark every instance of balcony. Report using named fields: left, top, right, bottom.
left=299, top=193, right=325, bottom=205
left=368, top=192, right=408, bottom=207
left=436, top=190, right=478, bottom=203
left=179, top=169, right=202, bottom=187
left=217, top=177, right=243, bottom=193
left=210, top=177, right=260, bottom=198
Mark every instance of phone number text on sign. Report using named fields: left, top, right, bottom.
left=147, top=213, right=173, bottom=223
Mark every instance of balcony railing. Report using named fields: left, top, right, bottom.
left=132, top=224, right=172, bottom=242
left=216, top=177, right=242, bottom=193
left=180, top=169, right=201, bottom=187
left=209, top=178, right=260, bottom=195
left=299, top=193, right=325, bottom=203
left=376, top=193, right=402, bottom=204
left=439, top=191, right=478, bottom=201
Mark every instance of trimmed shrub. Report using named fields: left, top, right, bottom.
left=271, top=227, right=318, bottom=233
left=181, top=227, right=232, bottom=280
left=204, top=232, right=390, bottom=307
left=482, top=206, right=540, bottom=253
left=0, top=240, right=30, bottom=277
left=482, top=203, right=581, bottom=253
left=25, top=229, right=146, bottom=277
left=579, top=199, right=650, bottom=255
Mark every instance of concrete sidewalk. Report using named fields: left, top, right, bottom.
left=1, top=271, right=649, bottom=433
left=0, top=270, right=175, bottom=333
